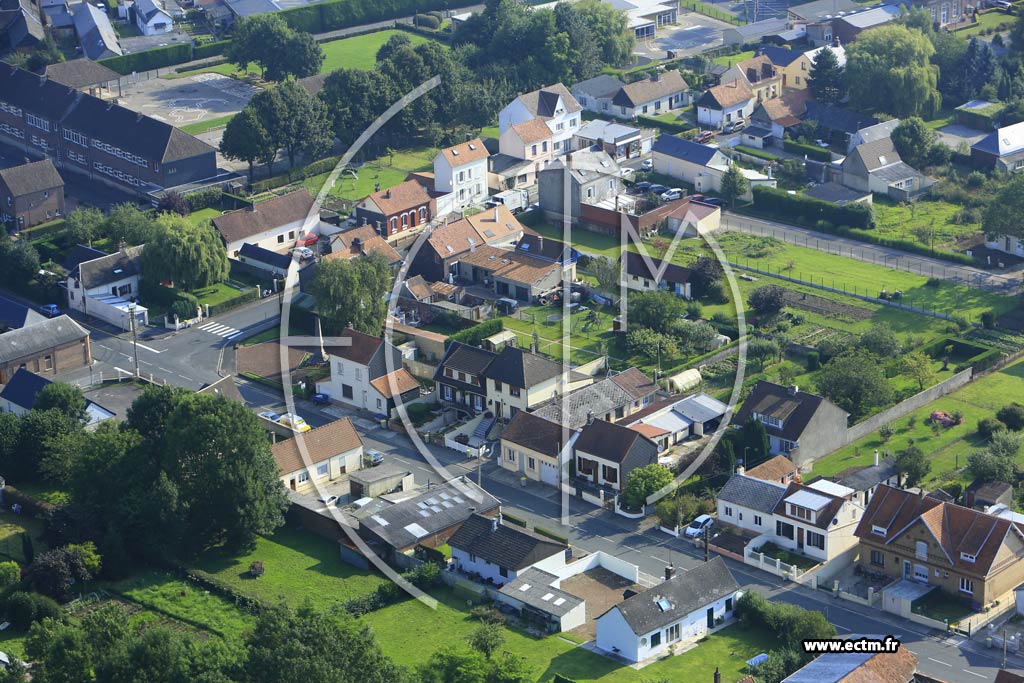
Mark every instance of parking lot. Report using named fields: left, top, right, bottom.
left=633, top=12, right=735, bottom=59
left=117, top=73, right=258, bottom=127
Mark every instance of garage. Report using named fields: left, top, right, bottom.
left=540, top=460, right=559, bottom=485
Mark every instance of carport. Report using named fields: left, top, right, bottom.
left=881, top=579, right=934, bottom=618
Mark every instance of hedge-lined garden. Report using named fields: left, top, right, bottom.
left=277, top=0, right=477, bottom=34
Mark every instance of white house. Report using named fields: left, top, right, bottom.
left=609, top=70, right=691, bottom=120
left=571, top=74, right=627, bottom=116
left=213, top=189, right=322, bottom=256
left=433, top=138, right=489, bottom=213
left=315, top=327, right=420, bottom=416
left=652, top=135, right=774, bottom=200
left=133, top=0, right=173, bottom=35
left=271, top=417, right=364, bottom=494
left=499, top=83, right=582, bottom=156
left=696, top=81, right=754, bottom=129
left=64, top=244, right=148, bottom=331
left=449, top=513, right=569, bottom=584
left=497, top=568, right=587, bottom=633
left=0, top=367, right=114, bottom=427
left=596, top=557, right=741, bottom=663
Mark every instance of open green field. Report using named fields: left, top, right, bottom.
left=181, top=114, right=236, bottom=135
left=320, top=30, right=433, bottom=72
left=193, top=526, right=388, bottom=608
left=526, top=219, right=622, bottom=258
left=305, top=146, right=436, bottom=201
left=868, top=198, right=980, bottom=254
left=810, top=357, right=1024, bottom=490
left=193, top=282, right=248, bottom=307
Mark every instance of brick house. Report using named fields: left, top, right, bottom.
left=0, top=65, right=217, bottom=196
left=855, top=485, right=1024, bottom=606
left=0, top=314, right=90, bottom=382
left=0, top=158, right=64, bottom=229
left=352, top=178, right=433, bottom=237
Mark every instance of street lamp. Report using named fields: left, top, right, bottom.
left=127, top=301, right=140, bottom=378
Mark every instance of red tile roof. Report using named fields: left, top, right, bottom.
left=438, top=138, right=488, bottom=167
left=271, top=418, right=362, bottom=475
left=369, top=368, right=419, bottom=399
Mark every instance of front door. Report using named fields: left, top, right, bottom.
left=903, top=560, right=911, bottom=580
left=289, top=478, right=296, bottom=491
left=706, top=607, right=714, bottom=628
left=797, top=527, right=804, bottom=549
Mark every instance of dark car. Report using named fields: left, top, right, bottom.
left=649, top=184, right=669, bottom=194
left=311, top=393, right=330, bottom=405
left=633, top=181, right=652, bottom=194
left=700, top=197, right=728, bottom=207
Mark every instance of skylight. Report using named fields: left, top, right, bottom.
left=542, top=593, right=554, bottom=601
left=418, top=510, right=430, bottom=518
left=553, top=598, right=566, bottom=606
left=469, top=143, right=476, bottom=150
left=656, top=598, right=671, bottom=612
left=452, top=149, right=459, bottom=156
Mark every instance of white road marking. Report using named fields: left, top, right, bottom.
left=158, top=367, right=173, bottom=373
left=962, top=671, right=986, bottom=678
left=134, top=341, right=162, bottom=353
left=199, top=321, right=242, bottom=338
left=833, top=625, right=851, bottom=632
left=648, top=555, right=670, bottom=564
left=179, top=375, right=194, bottom=382
left=928, top=658, right=951, bottom=667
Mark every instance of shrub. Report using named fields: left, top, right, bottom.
left=5, top=591, right=59, bottom=629
left=414, top=13, right=440, bottom=28
left=981, top=310, right=996, bottom=329
left=446, top=319, right=502, bottom=348
left=170, top=293, right=200, bottom=321
left=806, top=351, right=820, bottom=371
left=0, top=562, right=19, bottom=590
left=100, top=43, right=192, bottom=74
left=996, top=403, right=1024, bottom=431
left=967, top=171, right=986, bottom=188
left=751, top=186, right=874, bottom=230
left=185, top=188, right=223, bottom=213
left=783, top=139, right=832, bottom=162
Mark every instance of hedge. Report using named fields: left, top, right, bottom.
left=533, top=526, right=569, bottom=545
left=100, top=42, right=193, bottom=75
left=635, top=116, right=693, bottom=135
left=752, top=186, right=874, bottom=230
left=414, top=13, right=440, bottom=28
left=193, top=39, right=231, bottom=60
left=19, top=218, right=66, bottom=242
left=250, top=154, right=345, bottom=194
left=206, top=286, right=259, bottom=317
left=734, top=145, right=778, bottom=161
left=783, top=139, right=831, bottom=162
left=278, top=0, right=477, bottom=34
left=184, top=187, right=224, bottom=212
left=446, top=318, right=504, bottom=348
left=918, top=336, right=1001, bottom=372
left=501, top=512, right=527, bottom=528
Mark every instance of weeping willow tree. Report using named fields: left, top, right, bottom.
left=138, top=213, right=229, bottom=290
left=845, top=24, right=942, bottom=119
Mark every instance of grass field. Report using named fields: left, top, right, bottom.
left=320, top=30, right=433, bottom=72
left=241, top=325, right=281, bottom=346
left=810, top=357, right=1024, bottom=490
left=713, top=50, right=754, bottom=67
left=527, top=219, right=622, bottom=258
left=181, top=114, right=236, bottom=135
left=0, top=515, right=46, bottom=564
left=164, top=62, right=255, bottom=80
left=193, top=282, right=247, bottom=307
left=872, top=198, right=980, bottom=254
left=188, top=207, right=224, bottom=226
left=480, top=125, right=500, bottom=140
left=305, top=146, right=436, bottom=201
left=193, top=526, right=388, bottom=608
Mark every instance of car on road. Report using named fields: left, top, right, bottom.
left=366, top=450, right=384, bottom=467
left=683, top=514, right=715, bottom=539
left=317, top=495, right=338, bottom=506
left=39, top=304, right=61, bottom=317
left=291, top=247, right=314, bottom=260
left=695, top=130, right=715, bottom=144
left=632, top=181, right=652, bottom=194
left=278, top=413, right=311, bottom=433
left=641, top=158, right=653, bottom=171
left=660, top=188, right=684, bottom=201
left=258, top=411, right=280, bottom=422
left=311, top=393, right=330, bottom=405
left=648, top=184, right=669, bottom=195
left=723, top=119, right=746, bottom=133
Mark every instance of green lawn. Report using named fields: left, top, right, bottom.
left=871, top=198, right=980, bottom=254
left=320, top=29, right=433, bottom=72
left=500, top=303, right=618, bottom=367
left=192, top=526, right=388, bottom=608
left=193, top=282, right=247, bottom=307
left=0, top=515, right=46, bottom=564
left=164, top=62, right=256, bottom=80
left=108, top=572, right=258, bottom=641
left=188, top=207, right=223, bottom=227
left=713, top=50, right=754, bottom=67
left=181, top=114, right=236, bottom=135
left=480, top=125, right=500, bottom=140
left=305, top=164, right=411, bottom=202
left=810, top=357, right=1024, bottom=490
left=241, top=325, right=281, bottom=346
left=956, top=9, right=1013, bottom=36
left=11, top=481, right=69, bottom=507
left=924, top=108, right=955, bottom=131
left=526, top=219, right=622, bottom=258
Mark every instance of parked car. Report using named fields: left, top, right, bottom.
left=620, top=167, right=635, bottom=179
left=39, top=304, right=60, bottom=317
left=278, top=413, right=311, bottom=433
left=648, top=184, right=669, bottom=195
left=366, top=450, right=384, bottom=467
left=701, top=197, right=728, bottom=207
left=311, top=393, right=330, bottom=405
left=291, top=246, right=314, bottom=260
left=723, top=120, right=746, bottom=133
left=695, top=130, right=716, bottom=144
left=683, top=514, right=715, bottom=539
left=660, top=188, right=684, bottom=201
left=298, top=233, right=319, bottom=246
left=317, top=495, right=338, bottom=506
left=633, top=181, right=652, bottom=194
left=993, top=0, right=1012, bottom=8
left=496, top=297, right=519, bottom=314
left=641, top=158, right=653, bottom=171
left=258, top=411, right=280, bottom=422
left=814, top=139, right=830, bottom=148
left=689, top=194, right=706, bottom=203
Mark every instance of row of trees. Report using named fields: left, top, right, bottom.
left=228, top=14, right=324, bottom=82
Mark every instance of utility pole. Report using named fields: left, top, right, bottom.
left=703, top=525, right=709, bottom=562
left=128, top=302, right=140, bottom=377
left=1003, top=627, right=1008, bottom=669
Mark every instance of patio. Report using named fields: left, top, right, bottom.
left=562, top=567, right=644, bottom=641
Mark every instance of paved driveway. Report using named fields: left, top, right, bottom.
left=633, top=14, right=733, bottom=59
left=935, top=123, right=987, bottom=150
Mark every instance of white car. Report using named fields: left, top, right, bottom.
left=291, top=246, right=314, bottom=260
left=683, top=514, right=715, bottom=539
left=317, top=495, right=338, bottom=506
left=620, top=167, right=635, bottom=179
left=660, top=188, right=684, bottom=201
left=641, top=158, right=653, bottom=171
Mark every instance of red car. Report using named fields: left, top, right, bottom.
left=298, top=233, right=319, bottom=247
left=695, top=130, right=716, bottom=144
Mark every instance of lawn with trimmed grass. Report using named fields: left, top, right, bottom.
left=320, top=30, right=434, bottom=72
left=305, top=165, right=410, bottom=202
left=181, top=114, right=236, bottom=135
left=955, top=9, right=1013, bottom=36
left=164, top=62, right=256, bottom=80
left=192, top=526, right=388, bottom=608
left=188, top=207, right=223, bottom=226
left=480, top=125, right=500, bottom=140
left=872, top=198, right=980, bottom=254
left=193, top=282, right=247, bottom=307
left=526, top=219, right=622, bottom=258
left=713, top=50, right=754, bottom=67
left=241, top=325, right=281, bottom=346
left=0, top=514, right=46, bottom=564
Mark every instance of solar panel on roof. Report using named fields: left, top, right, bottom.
left=453, top=496, right=465, bottom=503
left=430, top=505, right=442, bottom=513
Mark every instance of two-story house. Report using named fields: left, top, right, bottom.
left=352, top=178, right=433, bottom=237
left=499, top=83, right=582, bottom=156
left=454, top=245, right=567, bottom=303
left=972, top=121, right=1024, bottom=175
left=537, top=149, right=622, bottom=227
left=573, top=119, right=648, bottom=161
left=0, top=314, right=90, bottom=383
left=841, top=138, right=930, bottom=201
left=756, top=46, right=812, bottom=90
left=0, top=159, right=64, bottom=229
left=433, top=138, right=489, bottom=213
left=499, top=410, right=577, bottom=486
left=434, top=341, right=497, bottom=414
left=733, top=381, right=849, bottom=468
left=65, top=244, right=148, bottom=331
left=696, top=81, right=754, bottom=129
left=449, top=512, right=568, bottom=585
left=315, top=328, right=419, bottom=415
left=720, top=55, right=781, bottom=104
left=134, top=0, right=173, bottom=35
left=272, top=417, right=364, bottom=494
left=574, top=416, right=659, bottom=493
left=572, top=74, right=628, bottom=116
left=855, top=485, right=1024, bottom=606
left=623, top=249, right=694, bottom=299
left=483, top=344, right=591, bottom=419
left=653, top=135, right=777, bottom=201
left=213, top=190, right=320, bottom=256
left=498, top=118, right=555, bottom=178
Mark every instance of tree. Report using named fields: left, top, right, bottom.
left=1011, top=12, right=1024, bottom=56
left=978, top=416, right=1006, bottom=441
left=895, top=445, right=931, bottom=487
left=156, top=190, right=190, bottom=217
left=983, top=175, right=1024, bottom=241
left=845, top=25, right=941, bottom=118
left=105, top=204, right=154, bottom=245
left=220, top=107, right=274, bottom=182
left=748, top=285, right=785, bottom=315
left=891, top=117, right=936, bottom=169
left=622, top=464, right=673, bottom=510
left=26, top=36, right=64, bottom=73
left=625, top=327, right=677, bottom=361
left=28, top=547, right=93, bottom=601
left=627, top=291, right=687, bottom=333
left=988, top=428, right=1021, bottom=462
left=33, top=383, right=87, bottom=422
left=25, top=617, right=94, bottom=683
left=0, top=561, right=20, bottom=589
left=901, top=351, right=935, bottom=391
left=968, top=443, right=1017, bottom=483
left=14, top=409, right=83, bottom=481
left=309, top=252, right=392, bottom=335
left=816, top=350, right=894, bottom=419
left=807, top=45, right=845, bottom=104
left=319, top=69, right=398, bottom=147
left=996, top=403, right=1024, bottom=431
left=227, top=14, right=291, bottom=77
left=466, top=623, right=505, bottom=659
left=267, top=31, right=324, bottom=81
left=138, top=213, right=228, bottom=290
left=0, top=239, right=39, bottom=289
left=251, top=82, right=332, bottom=169
left=589, top=256, right=621, bottom=295
left=65, top=208, right=105, bottom=247
left=690, top=256, right=724, bottom=300
left=747, top=338, right=780, bottom=368
left=720, top=163, right=749, bottom=208
left=859, top=323, right=901, bottom=358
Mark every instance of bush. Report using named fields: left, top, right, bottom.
left=100, top=43, right=192, bottom=74
left=447, top=319, right=502, bottom=348
left=533, top=526, right=569, bottom=544
left=806, top=351, right=820, bottom=371
left=783, top=139, right=832, bottom=162
left=735, top=145, right=779, bottom=161
left=751, top=186, right=874, bottom=230
left=414, top=13, right=440, bottom=28
left=170, top=292, right=200, bottom=321
left=4, top=591, right=60, bottom=629
left=501, top=512, right=527, bottom=528
left=192, top=39, right=230, bottom=60
left=996, top=403, right=1024, bottom=431
left=185, top=188, right=223, bottom=213
left=0, top=562, right=19, bottom=589
left=981, top=310, right=997, bottom=329
left=277, top=0, right=477, bottom=34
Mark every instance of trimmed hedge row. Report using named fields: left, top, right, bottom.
left=193, top=39, right=231, bottom=60
left=918, top=336, right=1002, bottom=372
left=734, top=145, right=778, bottom=161
left=446, top=318, right=503, bottom=348
left=278, top=0, right=476, bottom=35
left=783, top=139, right=831, bottom=162
left=100, top=43, right=192, bottom=75
left=19, top=218, right=66, bottom=242
left=752, top=186, right=875, bottom=230
left=533, top=526, right=569, bottom=545
left=207, top=287, right=260, bottom=317
left=635, top=115, right=694, bottom=135
left=250, top=154, right=346, bottom=194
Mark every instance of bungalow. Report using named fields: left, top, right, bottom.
left=571, top=74, right=628, bottom=116
left=613, top=0, right=679, bottom=39
left=499, top=410, right=575, bottom=486
left=353, top=179, right=433, bottom=237
left=722, top=17, right=788, bottom=45
left=855, top=485, right=1024, bottom=605
left=0, top=367, right=114, bottom=426
left=0, top=314, right=90, bottom=383
left=326, top=226, right=402, bottom=267
left=971, top=121, right=1024, bottom=174
left=532, top=370, right=657, bottom=430
left=450, top=512, right=569, bottom=584
left=734, top=381, right=849, bottom=468
left=696, top=81, right=754, bottom=129
left=433, top=138, right=489, bottom=213
left=271, top=417, right=364, bottom=494
left=236, top=243, right=291, bottom=277
left=0, top=295, right=45, bottom=331
left=596, top=557, right=741, bottom=663
left=782, top=643, right=919, bottom=683
left=315, top=328, right=419, bottom=416
left=609, top=70, right=690, bottom=120
left=499, top=83, right=582, bottom=156
left=0, top=159, right=64, bottom=229
left=213, top=190, right=320, bottom=256
left=652, top=136, right=774, bottom=200
left=573, top=119, right=649, bottom=161
left=454, top=245, right=565, bottom=303
left=623, top=249, right=693, bottom=299
left=434, top=342, right=497, bottom=415
left=622, top=392, right=728, bottom=453
left=841, top=138, right=930, bottom=201
left=743, top=454, right=799, bottom=485
left=64, top=245, right=148, bottom=331
left=720, top=55, right=781, bottom=103
left=742, top=90, right=810, bottom=149
left=497, top=568, right=586, bottom=633
left=573, top=416, right=658, bottom=493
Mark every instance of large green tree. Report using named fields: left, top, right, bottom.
left=895, top=445, right=931, bottom=487
left=720, top=163, right=748, bottom=208
left=807, top=45, right=845, bottom=104
left=227, top=14, right=292, bottom=77
left=308, top=252, right=391, bottom=335
left=845, top=24, right=941, bottom=118
left=34, top=383, right=87, bottom=422
left=319, top=69, right=398, bottom=147
left=250, top=82, right=332, bottom=169
left=816, top=350, right=894, bottom=419
left=138, top=213, right=228, bottom=290
left=622, top=463, right=673, bottom=510
left=891, top=117, right=936, bottom=169
left=627, top=290, right=687, bottom=334
left=267, top=30, right=324, bottom=81
left=220, top=108, right=274, bottom=182
left=983, top=174, right=1024, bottom=241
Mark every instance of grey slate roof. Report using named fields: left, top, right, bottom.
left=854, top=119, right=900, bottom=145
left=135, top=0, right=171, bottom=22
left=517, top=83, right=582, bottom=118
left=484, top=345, right=564, bottom=390
left=728, top=17, right=787, bottom=38
left=803, top=182, right=870, bottom=204
left=612, top=70, right=688, bottom=108
left=803, top=102, right=878, bottom=135
left=757, top=46, right=805, bottom=68
left=652, top=135, right=721, bottom=167
left=0, top=314, right=88, bottom=362
left=358, top=480, right=500, bottom=551
left=734, top=380, right=846, bottom=443
left=973, top=120, right=1024, bottom=157
left=63, top=244, right=107, bottom=273
left=532, top=375, right=637, bottom=429
left=574, top=417, right=655, bottom=464
left=436, top=342, right=496, bottom=376
left=786, top=0, right=859, bottom=21
left=78, top=245, right=143, bottom=289
left=601, top=556, right=739, bottom=635
left=44, top=58, right=120, bottom=89
left=0, top=295, right=44, bottom=330
left=833, top=457, right=899, bottom=492
left=238, top=242, right=291, bottom=271
left=836, top=4, right=900, bottom=29
left=499, top=410, right=567, bottom=458
left=225, top=0, right=280, bottom=17
left=72, top=2, right=122, bottom=60
left=499, top=568, right=583, bottom=617
left=0, top=367, right=50, bottom=410
left=0, top=159, right=63, bottom=197
left=716, top=473, right=788, bottom=513
left=449, top=513, right=567, bottom=571
left=573, top=74, right=626, bottom=99
left=624, top=250, right=694, bottom=284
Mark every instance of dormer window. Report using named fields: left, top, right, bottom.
left=871, top=525, right=887, bottom=537
left=960, top=552, right=976, bottom=563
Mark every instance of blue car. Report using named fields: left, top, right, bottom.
left=311, top=393, right=330, bottom=405
left=39, top=304, right=60, bottom=317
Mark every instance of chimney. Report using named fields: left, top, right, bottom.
left=874, top=450, right=880, bottom=467
left=664, top=563, right=676, bottom=581
left=586, top=410, right=594, bottom=425
left=833, top=36, right=842, bottom=48
left=714, top=668, right=721, bottom=683
left=385, top=189, right=391, bottom=199
left=736, top=463, right=745, bottom=476
left=537, top=235, right=544, bottom=251
left=493, top=206, right=499, bottom=221
left=787, top=384, right=798, bottom=396
left=492, top=512, right=501, bottom=531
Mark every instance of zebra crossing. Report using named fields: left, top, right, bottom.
left=197, top=321, right=243, bottom=340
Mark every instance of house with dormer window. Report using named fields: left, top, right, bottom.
left=733, top=381, right=849, bottom=468
left=855, top=485, right=1024, bottom=605
left=499, top=83, right=582, bottom=156
left=434, top=138, right=489, bottom=213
